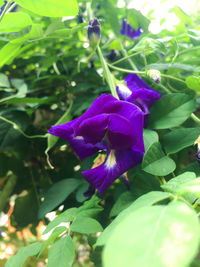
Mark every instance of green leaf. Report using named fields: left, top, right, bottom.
left=186, top=76, right=200, bottom=91
left=146, top=63, right=199, bottom=72
left=11, top=190, right=38, bottom=228
left=15, top=0, right=78, bottom=17
left=127, top=8, right=150, bottom=32
left=5, top=242, right=42, bottom=267
left=100, top=0, right=120, bottom=36
left=38, top=179, right=81, bottom=219
left=142, top=142, right=176, bottom=176
left=161, top=172, right=196, bottom=194
left=0, top=42, right=23, bottom=68
left=109, top=191, right=135, bottom=217
left=77, top=195, right=103, bottom=217
left=0, top=108, right=29, bottom=149
left=43, top=208, right=78, bottom=235
left=177, top=178, right=200, bottom=198
left=48, top=236, right=75, bottom=267
left=45, top=98, right=72, bottom=166
left=103, top=201, right=200, bottom=267
left=143, top=129, right=159, bottom=151
left=70, top=217, right=103, bottom=234
left=38, top=226, right=67, bottom=257
left=0, top=12, right=32, bottom=33
left=162, top=128, right=200, bottom=154
left=0, top=73, right=10, bottom=87
left=148, top=93, right=196, bottom=129
left=97, top=191, right=172, bottom=246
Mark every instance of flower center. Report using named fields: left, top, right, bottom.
left=106, top=150, right=116, bottom=169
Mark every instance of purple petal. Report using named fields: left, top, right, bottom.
left=82, top=148, right=143, bottom=194
left=116, top=84, right=132, bottom=100
left=128, top=26, right=142, bottom=38
left=78, top=113, right=138, bottom=150
left=127, top=88, right=161, bottom=111
left=48, top=122, right=102, bottom=160
left=120, top=19, right=126, bottom=35
left=125, top=74, right=153, bottom=91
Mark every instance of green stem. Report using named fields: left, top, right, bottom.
left=111, top=49, right=151, bottom=66
left=157, top=83, right=171, bottom=94
left=161, top=74, right=185, bottom=84
left=97, top=46, right=118, bottom=98
left=190, top=113, right=200, bottom=126
left=119, top=40, right=138, bottom=71
left=108, top=63, right=145, bottom=74
left=0, top=115, right=48, bottom=139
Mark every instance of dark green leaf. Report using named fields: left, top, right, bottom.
left=38, top=179, right=81, bottom=219
left=148, top=93, right=196, bottom=129
left=162, top=128, right=200, bottom=154
left=48, top=236, right=75, bottom=267
left=70, top=217, right=103, bottom=234
left=5, top=242, right=41, bottom=267
left=142, top=142, right=176, bottom=176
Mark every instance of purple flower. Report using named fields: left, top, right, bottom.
left=120, top=20, right=142, bottom=38
left=116, top=74, right=161, bottom=124
left=48, top=94, right=145, bottom=194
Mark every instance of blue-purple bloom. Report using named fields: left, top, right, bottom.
left=120, top=20, right=142, bottom=38
left=48, top=94, right=145, bottom=194
left=116, top=74, right=161, bottom=124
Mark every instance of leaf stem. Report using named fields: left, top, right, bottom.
left=190, top=113, right=200, bottom=126
left=97, top=45, right=118, bottom=98
left=0, top=115, right=48, bottom=139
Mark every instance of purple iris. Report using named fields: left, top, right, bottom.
left=116, top=74, right=161, bottom=125
left=48, top=94, right=145, bottom=194
left=120, top=20, right=142, bottom=38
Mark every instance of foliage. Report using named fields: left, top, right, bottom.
left=1, top=0, right=200, bottom=266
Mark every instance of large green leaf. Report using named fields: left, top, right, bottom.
left=15, top=0, right=78, bottom=17
left=148, top=93, right=196, bottom=129
left=38, top=178, right=81, bottom=219
left=142, top=142, right=176, bottom=176
left=96, top=191, right=172, bottom=246
left=48, top=236, right=75, bottom=267
left=103, top=201, right=200, bottom=267
left=70, top=217, right=103, bottom=234
left=5, top=242, right=42, bottom=267
left=0, top=12, right=32, bottom=33
left=162, top=128, right=200, bottom=154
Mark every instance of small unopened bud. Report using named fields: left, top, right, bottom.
left=194, top=136, right=200, bottom=165
left=87, top=18, right=101, bottom=48
left=147, top=69, right=161, bottom=84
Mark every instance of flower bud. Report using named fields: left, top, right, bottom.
left=147, top=69, right=161, bottom=84
left=194, top=136, right=200, bottom=165
left=87, top=18, right=101, bottom=47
